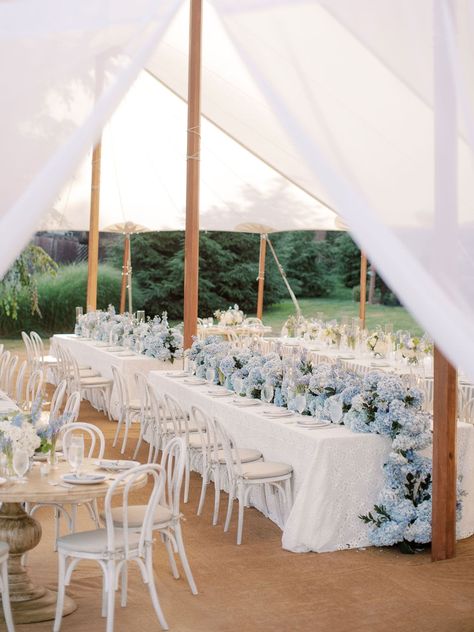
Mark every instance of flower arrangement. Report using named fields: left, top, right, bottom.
left=75, top=308, right=183, bottom=363
left=188, top=337, right=462, bottom=551
left=398, top=333, right=433, bottom=365
left=322, top=320, right=344, bottom=346
left=213, top=304, right=244, bottom=327
left=366, top=330, right=391, bottom=357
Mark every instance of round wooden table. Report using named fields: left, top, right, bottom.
left=0, top=458, right=139, bottom=624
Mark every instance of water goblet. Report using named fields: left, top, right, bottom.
left=261, top=383, right=274, bottom=404
left=294, top=393, right=306, bottom=415
left=67, top=435, right=84, bottom=478
left=206, top=367, right=216, bottom=384
left=233, top=376, right=243, bottom=395
left=13, top=448, right=29, bottom=483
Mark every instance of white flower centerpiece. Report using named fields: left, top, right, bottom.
left=213, top=304, right=245, bottom=327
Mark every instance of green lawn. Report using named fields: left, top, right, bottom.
left=255, top=293, right=423, bottom=335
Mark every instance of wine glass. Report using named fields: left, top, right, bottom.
left=261, top=383, right=274, bottom=404
left=233, top=376, right=243, bottom=395
left=206, top=367, right=216, bottom=384
left=294, top=393, right=306, bottom=415
left=13, top=448, right=29, bottom=483
left=67, top=436, right=84, bottom=478
left=328, top=397, right=343, bottom=424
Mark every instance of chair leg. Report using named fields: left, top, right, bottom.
left=133, top=423, right=144, bottom=460
left=237, top=486, right=245, bottom=545
left=1, top=559, right=14, bottom=632
left=163, top=534, right=179, bottom=579
left=174, top=523, right=198, bottom=595
left=212, top=467, right=221, bottom=526
left=121, top=411, right=131, bottom=454
left=53, top=553, right=67, bottom=632
left=196, top=467, right=208, bottom=517
left=70, top=504, right=77, bottom=533
left=106, top=561, right=116, bottom=632
left=224, top=482, right=235, bottom=533
left=183, top=455, right=190, bottom=504
left=145, top=550, right=169, bottom=630
left=113, top=414, right=123, bottom=448
left=101, top=568, right=107, bottom=618
left=121, top=562, right=128, bottom=608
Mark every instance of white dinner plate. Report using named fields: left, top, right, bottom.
left=230, top=398, right=261, bottom=407
left=95, top=459, right=139, bottom=471
left=296, top=419, right=331, bottom=428
left=61, top=473, right=107, bottom=485
left=114, top=351, right=136, bottom=357
left=183, top=378, right=207, bottom=385
left=165, top=371, right=189, bottom=378
left=104, top=346, right=123, bottom=352
left=261, top=410, right=293, bottom=418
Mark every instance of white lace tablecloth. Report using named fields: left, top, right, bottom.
left=148, top=372, right=474, bottom=553
left=53, top=335, right=174, bottom=419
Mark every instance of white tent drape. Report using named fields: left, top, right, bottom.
left=39, top=72, right=339, bottom=233
left=0, top=0, right=181, bottom=276
left=203, top=0, right=474, bottom=379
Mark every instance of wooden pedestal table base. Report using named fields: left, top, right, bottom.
left=0, top=502, right=76, bottom=623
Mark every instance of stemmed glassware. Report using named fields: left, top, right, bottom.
left=293, top=393, right=307, bottom=415
left=233, top=376, right=243, bottom=396
left=206, top=367, right=216, bottom=385
left=67, top=436, right=84, bottom=478
left=13, top=448, right=29, bottom=483
left=261, top=383, right=274, bottom=404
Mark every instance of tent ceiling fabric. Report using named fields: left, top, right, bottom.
left=40, top=72, right=339, bottom=234
left=0, top=0, right=182, bottom=277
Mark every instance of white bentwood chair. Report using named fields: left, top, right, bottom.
left=214, top=418, right=293, bottom=545
left=111, top=366, right=141, bottom=454
left=0, top=541, right=15, bottom=631
left=54, top=464, right=169, bottom=632
left=191, top=405, right=261, bottom=525
left=106, top=437, right=198, bottom=596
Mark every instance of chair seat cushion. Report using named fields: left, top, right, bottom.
left=101, top=504, right=173, bottom=528
left=57, top=528, right=140, bottom=554
left=241, top=461, right=292, bottom=480
left=80, top=377, right=113, bottom=387
left=41, top=355, right=57, bottom=364
left=75, top=369, right=100, bottom=378
left=128, top=399, right=143, bottom=410
left=218, top=448, right=262, bottom=464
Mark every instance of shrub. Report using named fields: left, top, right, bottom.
left=0, top=263, right=144, bottom=337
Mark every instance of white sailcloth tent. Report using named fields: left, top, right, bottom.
left=1, top=0, right=474, bottom=379
left=39, top=72, right=339, bottom=233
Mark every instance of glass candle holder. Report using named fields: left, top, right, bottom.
left=136, top=310, right=145, bottom=322
left=75, top=306, right=83, bottom=321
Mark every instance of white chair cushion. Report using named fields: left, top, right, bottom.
left=77, top=369, right=100, bottom=378
left=165, top=420, right=200, bottom=433
left=218, top=448, right=262, bottom=464
left=102, top=504, right=173, bottom=528
left=57, top=528, right=140, bottom=554
left=128, top=399, right=142, bottom=410
left=41, top=355, right=57, bottom=364
left=80, top=377, right=113, bottom=387
left=241, top=461, right=292, bottom=480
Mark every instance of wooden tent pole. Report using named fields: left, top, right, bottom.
left=432, top=347, right=457, bottom=561
left=183, top=0, right=203, bottom=349
left=359, top=251, right=367, bottom=329
left=86, top=141, right=101, bottom=311
left=431, top=1, right=457, bottom=562
left=256, top=234, right=267, bottom=320
left=119, top=234, right=130, bottom=314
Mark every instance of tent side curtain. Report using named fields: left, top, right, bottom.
left=189, top=0, right=474, bottom=380
left=0, top=0, right=182, bottom=278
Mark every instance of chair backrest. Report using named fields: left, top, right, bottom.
left=63, top=349, right=81, bottom=394
left=190, top=404, right=217, bottom=464
left=112, top=365, right=130, bottom=411
left=103, top=464, right=165, bottom=557
left=0, top=351, right=11, bottom=389
left=214, top=417, right=243, bottom=481
left=163, top=393, right=189, bottom=440
left=21, top=331, right=34, bottom=366
left=147, top=385, right=171, bottom=448
left=50, top=380, right=68, bottom=421
left=15, top=360, right=28, bottom=406
left=0, top=343, right=4, bottom=357
left=135, top=372, right=150, bottom=417
left=30, top=331, right=45, bottom=360
left=63, top=391, right=81, bottom=422
left=3, top=354, right=18, bottom=396
left=25, top=369, right=44, bottom=409
left=60, top=422, right=105, bottom=458
left=160, top=437, right=186, bottom=516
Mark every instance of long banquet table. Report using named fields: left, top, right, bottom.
left=148, top=371, right=474, bottom=553
left=53, top=334, right=174, bottom=419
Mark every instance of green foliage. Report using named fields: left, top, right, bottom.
left=0, top=245, right=58, bottom=320
left=108, top=232, right=287, bottom=320
left=333, top=233, right=361, bottom=289
left=0, top=263, right=143, bottom=336
left=269, top=231, right=335, bottom=298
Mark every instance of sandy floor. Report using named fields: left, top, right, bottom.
left=4, top=352, right=474, bottom=632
